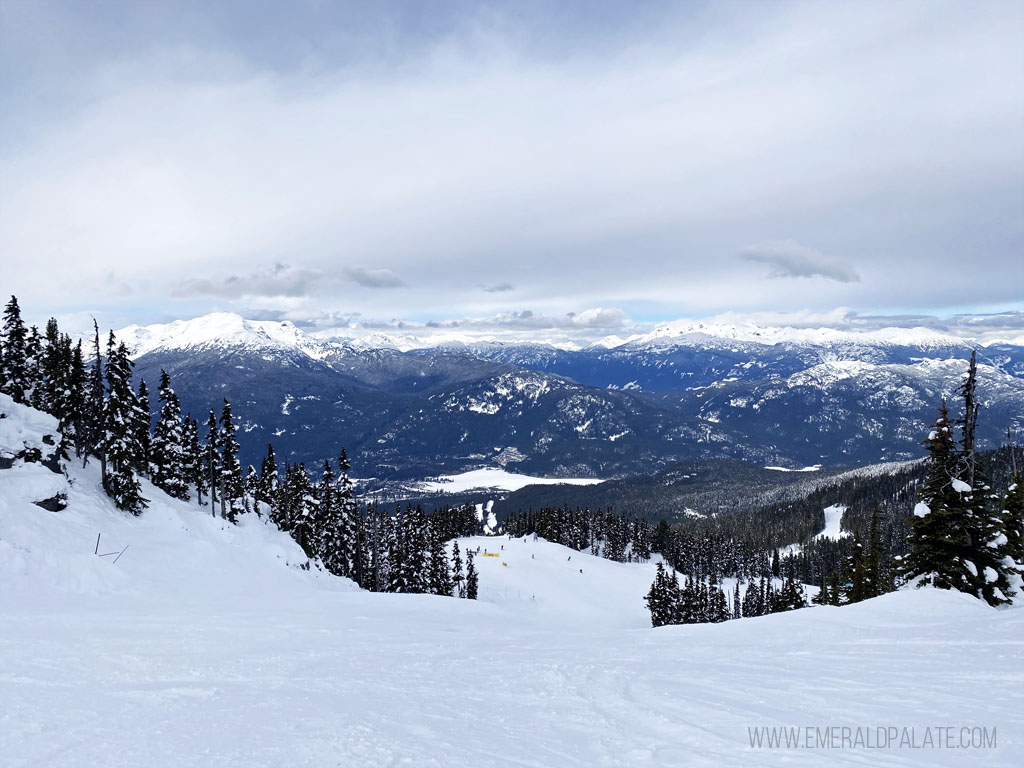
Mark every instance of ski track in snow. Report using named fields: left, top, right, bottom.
left=2, top=463, right=1023, bottom=766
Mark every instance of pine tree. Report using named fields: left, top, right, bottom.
left=843, top=531, right=868, bottom=604
left=204, top=410, right=220, bottom=514
left=335, top=449, right=358, bottom=577
left=1, top=295, right=29, bottom=403
left=427, top=526, right=453, bottom=596
left=101, top=337, right=146, bottom=514
left=863, top=505, right=888, bottom=599
left=63, top=340, right=86, bottom=453
left=451, top=541, right=465, bottom=598
left=464, top=550, right=479, bottom=599
left=183, top=415, right=205, bottom=506
left=218, top=400, right=245, bottom=523
left=24, top=325, right=43, bottom=408
left=258, top=443, right=280, bottom=519
left=314, top=459, right=338, bottom=570
left=902, top=403, right=976, bottom=594
left=645, top=562, right=669, bottom=627
left=79, top=321, right=105, bottom=464
left=286, top=464, right=317, bottom=558
left=1001, top=475, right=1024, bottom=573
left=151, top=370, right=189, bottom=500
left=133, top=378, right=151, bottom=475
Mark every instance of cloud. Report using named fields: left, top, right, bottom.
left=3, top=1, right=1021, bottom=322
left=740, top=241, right=860, bottom=283
left=417, top=307, right=629, bottom=331
left=171, top=263, right=327, bottom=298
left=480, top=282, right=515, bottom=293
left=344, top=267, right=405, bottom=289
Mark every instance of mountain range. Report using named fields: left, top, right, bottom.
left=118, top=313, right=1024, bottom=480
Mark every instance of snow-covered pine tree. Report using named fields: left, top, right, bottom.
left=1, top=295, right=29, bottom=404
left=258, top=444, right=280, bottom=521
left=464, top=550, right=479, bottom=600
left=39, top=319, right=66, bottom=417
left=218, top=399, right=245, bottom=523
left=183, top=415, right=205, bottom=506
left=335, top=449, right=358, bottom=577
left=451, top=541, right=465, bottom=598
left=284, top=463, right=317, bottom=558
left=151, top=370, right=189, bottom=500
left=1001, top=474, right=1024, bottom=574
left=79, top=321, right=105, bottom=464
left=862, top=505, right=889, bottom=600
left=244, top=465, right=259, bottom=514
left=427, top=526, right=453, bottom=596
left=133, top=378, right=151, bottom=475
left=101, top=337, right=147, bottom=514
left=644, top=562, right=669, bottom=627
left=204, top=410, right=220, bottom=514
left=902, top=403, right=974, bottom=594
left=63, top=340, right=86, bottom=454
left=843, top=530, right=868, bottom=604
left=314, top=459, right=338, bottom=570
left=24, top=324, right=42, bottom=409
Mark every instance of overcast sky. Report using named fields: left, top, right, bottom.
left=2, top=0, right=1022, bottom=338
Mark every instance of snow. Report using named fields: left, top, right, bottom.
left=0, top=392, right=61, bottom=458
left=952, top=478, right=973, bottom=493
left=116, top=312, right=316, bottom=357
left=0, top=462, right=68, bottom=505
left=813, top=505, right=850, bottom=541
left=3, top=402, right=1023, bottom=766
left=764, top=464, right=822, bottom=473
left=914, top=501, right=931, bottom=518
left=622, top=318, right=974, bottom=350
left=418, top=467, right=605, bottom=493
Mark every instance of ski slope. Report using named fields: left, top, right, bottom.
left=3, top=444, right=1023, bottom=765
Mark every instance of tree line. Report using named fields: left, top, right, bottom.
left=0, top=295, right=480, bottom=599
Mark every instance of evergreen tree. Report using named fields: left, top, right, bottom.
left=204, top=410, right=220, bottom=514
left=1001, top=475, right=1024, bottom=573
left=843, top=531, right=868, bottom=604
left=218, top=400, right=245, bottom=523
left=151, top=370, right=189, bottom=500
left=184, top=415, right=205, bottom=506
left=257, top=443, right=279, bottom=512
left=335, top=449, right=358, bottom=577
left=1, top=295, right=28, bottom=403
left=24, top=325, right=43, bottom=408
left=64, top=340, right=86, bottom=454
left=428, top=527, right=453, bottom=596
left=133, top=378, right=151, bottom=475
left=79, top=321, right=105, bottom=463
left=863, top=506, right=888, bottom=599
left=451, top=541, right=465, bottom=598
left=902, top=403, right=976, bottom=594
left=101, top=337, right=146, bottom=514
left=904, top=390, right=1017, bottom=606
left=315, top=459, right=338, bottom=570
left=464, top=550, right=479, bottom=599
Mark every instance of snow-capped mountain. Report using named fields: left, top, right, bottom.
left=117, top=313, right=1024, bottom=478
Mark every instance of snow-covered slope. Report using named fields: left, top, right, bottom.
left=5, top=399, right=1022, bottom=766
left=116, top=312, right=342, bottom=361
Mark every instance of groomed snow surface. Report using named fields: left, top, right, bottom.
left=3, top=463, right=1024, bottom=766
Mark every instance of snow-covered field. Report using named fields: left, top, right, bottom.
left=3, top=460, right=1023, bottom=766
left=417, top=466, right=605, bottom=493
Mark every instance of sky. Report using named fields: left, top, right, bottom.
left=1, top=0, right=1022, bottom=340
